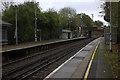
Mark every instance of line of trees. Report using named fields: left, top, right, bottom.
left=103, top=2, right=120, bottom=43
left=2, top=1, right=103, bottom=44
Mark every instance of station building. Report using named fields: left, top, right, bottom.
left=0, top=20, right=12, bottom=46
left=60, top=29, right=72, bottom=39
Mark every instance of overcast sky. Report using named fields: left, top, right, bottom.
left=37, top=0, right=108, bottom=25
left=1, top=0, right=110, bottom=25
left=39, top=1, right=105, bottom=21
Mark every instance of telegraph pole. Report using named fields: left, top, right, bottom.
left=91, top=14, right=94, bottom=20
left=35, top=4, right=37, bottom=42
left=15, top=7, right=18, bottom=45
left=110, top=1, right=112, bottom=52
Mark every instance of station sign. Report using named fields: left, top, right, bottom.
left=74, top=30, right=78, bottom=32
left=97, top=27, right=104, bottom=30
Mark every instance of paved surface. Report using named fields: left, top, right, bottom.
left=88, top=37, right=112, bottom=78
left=45, top=37, right=101, bottom=79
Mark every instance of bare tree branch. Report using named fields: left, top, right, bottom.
left=1, top=0, right=14, bottom=10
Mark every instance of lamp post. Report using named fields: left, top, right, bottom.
left=110, top=1, right=112, bottom=52
left=35, top=4, right=37, bottom=42
left=15, top=6, right=18, bottom=45
left=91, top=14, right=94, bottom=21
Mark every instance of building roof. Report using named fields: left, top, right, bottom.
left=0, top=20, right=12, bottom=27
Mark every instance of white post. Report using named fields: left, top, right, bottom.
left=40, top=29, right=41, bottom=41
left=110, top=1, right=112, bottom=52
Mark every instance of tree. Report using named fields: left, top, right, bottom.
left=79, top=13, right=94, bottom=27
left=2, top=1, right=98, bottom=45
left=2, top=0, right=14, bottom=10
left=41, top=9, right=60, bottom=40
left=59, top=7, right=77, bottom=30
left=94, top=20, right=103, bottom=27
left=103, top=2, right=118, bottom=26
left=102, top=2, right=120, bottom=43
left=2, top=2, right=40, bottom=44
left=76, top=14, right=86, bottom=27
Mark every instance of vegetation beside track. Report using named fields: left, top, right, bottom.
left=104, top=44, right=120, bottom=78
left=2, top=1, right=103, bottom=45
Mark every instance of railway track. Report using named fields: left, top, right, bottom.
left=2, top=40, right=73, bottom=75
left=2, top=38, right=95, bottom=80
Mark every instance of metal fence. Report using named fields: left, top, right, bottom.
left=104, top=27, right=118, bottom=44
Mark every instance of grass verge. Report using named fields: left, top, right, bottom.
left=93, top=48, right=98, bottom=60
left=104, top=44, right=119, bottom=78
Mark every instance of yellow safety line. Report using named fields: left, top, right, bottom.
left=84, top=39, right=100, bottom=80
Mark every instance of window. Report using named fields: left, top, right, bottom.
left=2, top=30, right=7, bottom=41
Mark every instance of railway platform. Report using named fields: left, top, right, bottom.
left=2, top=37, right=86, bottom=52
left=2, top=39, right=61, bottom=51
left=45, top=37, right=109, bottom=79
left=2, top=37, right=112, bottom=80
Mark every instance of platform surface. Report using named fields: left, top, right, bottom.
left=45, top=37, right=101, bottom=79
left=2, top=37, right=86, bottom=52
left=88, top=37, right=111, bottom=78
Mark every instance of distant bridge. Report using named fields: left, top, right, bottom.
left=81, top=27, right=104, bottom=38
